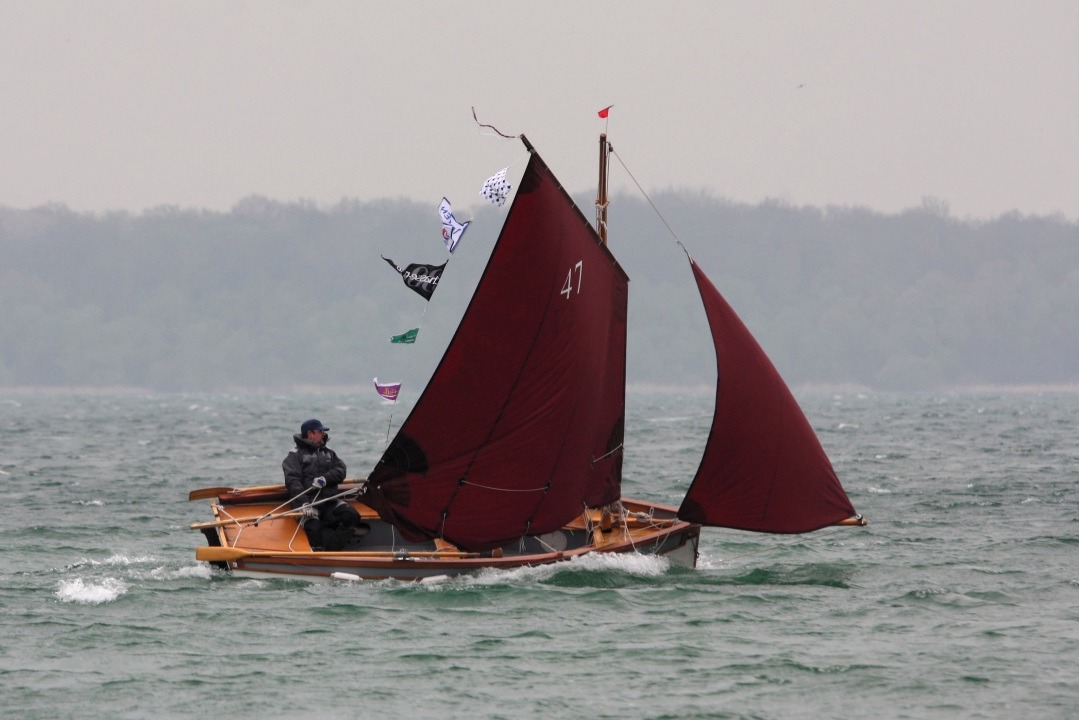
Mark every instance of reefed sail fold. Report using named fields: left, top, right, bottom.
left=679, top=260, right=856, bottom=533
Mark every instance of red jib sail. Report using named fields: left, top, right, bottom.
left=368, top=139, right=627, bottom=551
left=678, top=259, right=856, bottom=533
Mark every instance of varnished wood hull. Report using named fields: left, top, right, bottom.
left=192, top=484, right=700, bottom=582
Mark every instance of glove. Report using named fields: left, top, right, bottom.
left=312, top=476, right=326, bottom=489
left=300, top=504, right=319, bottom=520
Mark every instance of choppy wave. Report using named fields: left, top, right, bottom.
left=6, top=391, right=1077, bottom=719
left=148, top=564, right=212, bottom=581
left=54, top=577, right=127, bottom=604
left=457, top=552, right=671, bottom=588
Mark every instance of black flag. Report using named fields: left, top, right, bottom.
left=382, top=256, right=447, bottom=301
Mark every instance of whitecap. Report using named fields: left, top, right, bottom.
left=149, top=564, right=212, bottom=580
left=695, top=552, right=725, bottom=570
left=568, top=551, right=670, bottom=576
left=55, top=577, right=127, bottom=604
left=72, top=499, right=104, bottom=506
left=463, top=551, right=670, bottom=587
left=868, top=486, right=892, bottom=494
left=103, top=553, right=158, bottom=566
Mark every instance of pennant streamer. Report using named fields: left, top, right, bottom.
left=480, top=168, right=511, bottom=207
left=390, top=328, right=419, bottom=344
left=382, top=256, right=446, bottom=301
left=438, top=198, right=470, bottom=253
left=598, top=104, right=613, bottom=118
left=374, top=377, right=401, bottom=402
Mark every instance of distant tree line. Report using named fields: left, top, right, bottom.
left=1, top=194, right=1075, bottom=392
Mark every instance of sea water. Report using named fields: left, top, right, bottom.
left=1, top=391, right=1076, bottom=719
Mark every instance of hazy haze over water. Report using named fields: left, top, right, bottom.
left=0, top=0, right=1075, bottom=220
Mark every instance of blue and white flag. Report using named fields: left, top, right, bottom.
left=438, top=198, right=469, bottom=254
left=480, top=167, right=511, bottom=207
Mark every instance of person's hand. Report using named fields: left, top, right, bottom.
left=300, top=504, right=319, bottom=520
left=312, top=476, right=326, bottom=489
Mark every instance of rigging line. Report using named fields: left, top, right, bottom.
left=418, top=254, right=452, bottom=320
left=609, top=148, right=693, bottom=262
left=616, top=503, right=640, bottom=552
left=228, top=486, right=361, bottom=534
left=459, top=480, right=548, bottom=493
left=216, top=484, right=318, bottom=534
left=581, top=504, right=595, bottom=535
left=591, top=443, right=624, bottom=467
left=380, top=294, right=429, bottom=448
left=286, top=520, right=305, bottom=551
left=533, top=530, right=560, bottom=554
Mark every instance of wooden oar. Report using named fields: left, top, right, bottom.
left=188, top=486, right=240, bottom=501
left=196, top=546, right=479, bottom=563
left=188, top=483, right=284, bottom=501
left=188, top=479, right=368, bottom=502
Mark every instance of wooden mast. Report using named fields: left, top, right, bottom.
left=596, top=133, right=610, bottom=246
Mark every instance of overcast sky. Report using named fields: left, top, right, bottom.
left=1, top=1, right=1075, bottom=221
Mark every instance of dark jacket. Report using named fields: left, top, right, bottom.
left=283, top=434, right=347, bottom=510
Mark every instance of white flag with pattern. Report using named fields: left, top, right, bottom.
left=480, top=168, right=511, bottom=207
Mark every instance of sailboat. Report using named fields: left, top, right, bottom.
left=190, top=132, right=865, bottom=581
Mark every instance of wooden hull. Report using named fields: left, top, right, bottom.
left=192, top=485, right=700, bottom=582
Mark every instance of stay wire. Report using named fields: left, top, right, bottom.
left=609, top=148, right=693, bottom=263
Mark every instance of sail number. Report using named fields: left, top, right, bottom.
left=561, top=261, right=583, bottom=299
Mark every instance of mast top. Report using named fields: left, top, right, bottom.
left=596, top=133, right=611, bottom=246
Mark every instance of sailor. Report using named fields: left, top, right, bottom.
left=283, top=418, right=365, bottom=551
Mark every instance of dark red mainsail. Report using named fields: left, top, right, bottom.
left=678, top=259, right=857, bottom=533
left=368, top=139, right=628, bottom=551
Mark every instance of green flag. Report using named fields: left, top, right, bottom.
left=390, top=328, right=419, bottom=344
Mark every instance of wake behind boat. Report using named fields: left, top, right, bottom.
left=190, top=130, right=865, bottom=582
